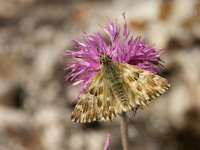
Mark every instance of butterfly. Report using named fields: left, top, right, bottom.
left=71, top=54, right=170, bottom=123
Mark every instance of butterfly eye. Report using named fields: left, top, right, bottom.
left=100, top=55, right=112, bottom=64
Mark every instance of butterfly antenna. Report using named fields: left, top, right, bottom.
left=126, top=115, right=147, bottom=150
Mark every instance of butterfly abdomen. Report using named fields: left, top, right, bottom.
left=112, top=82, right=127, bottom=100
left=112, top=81, right=130, bottom=110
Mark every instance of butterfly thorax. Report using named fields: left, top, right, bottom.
left=100, top=55, right=129, bottom=106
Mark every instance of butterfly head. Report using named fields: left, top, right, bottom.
left=100, top=55, right=112, bottom=65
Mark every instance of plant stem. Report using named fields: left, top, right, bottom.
left=120, top=112, right=129, bottom=150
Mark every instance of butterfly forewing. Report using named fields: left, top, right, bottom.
left=120, top=63, right=170, bottom=110
left=71, top=71, right=120, bottom=123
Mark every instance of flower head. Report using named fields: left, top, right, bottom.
left=66, top=14, right=164, bottom=96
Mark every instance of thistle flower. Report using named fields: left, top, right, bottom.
left=66, top=14, right=164, bottom=97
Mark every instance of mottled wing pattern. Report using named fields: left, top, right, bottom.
left=120, top=63, right=170, bottom=111
left=71, top=63, right=170, bottom=123
left=71, top=71, right=122, bottom=123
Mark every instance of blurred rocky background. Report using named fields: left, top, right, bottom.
left=0, top=0, right=200, bottom=150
